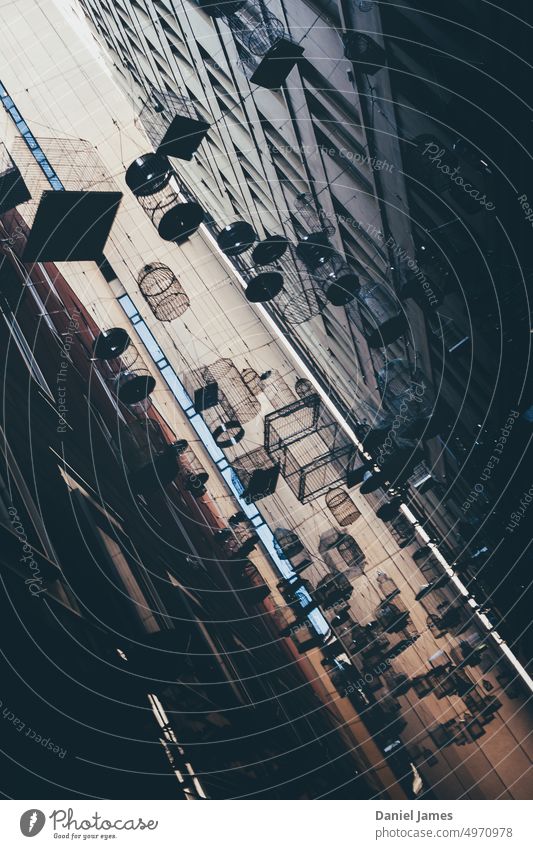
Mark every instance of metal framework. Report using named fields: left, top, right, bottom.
left=138, top=263, right=190, bottom=322
left=264, top=395, right=355, bottom=502
left=325, top=488, right=361, bottom=526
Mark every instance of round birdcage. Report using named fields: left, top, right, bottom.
left=203, top=359, right=261, bottom=423
left=337, top=534, right=366, bottom=576
left=92, top=328, right=131, bottom=360
left=140, top=192, right=204, bottom=244
left=244, top=12, right=285, bottom=55
left=295, top=192, right=336, bottom=237
left=241, top=367, right=262, bottom=396
left=125, top=153, right=172, bottom=197
left=325, top=488, right=361, bottom=526
left=276, top=283, right=326, bottom=325
left=138, top=264, right=190, bottom=322
left=294, top=377, right=313, bottom=399
left=120, top=342, right=139, bottom=370
left=115, top=369, right=156, bottom=405
left=150, top=291, right=190, bottom=322
left=138, top=263, right=177, bottom=297
left=273, top=528, right=306, bottom=561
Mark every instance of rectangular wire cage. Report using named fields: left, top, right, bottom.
left=264, top=393, right=321, bottom=456
left=264, top=396, right=355, bottom=503
left=279, top=425, right=356, bottom=503
left=232, top=447, right=280, bottom=503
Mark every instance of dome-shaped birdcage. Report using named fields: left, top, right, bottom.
left=270, top=252, right=326, bottom=324
left=125, top=153, right=173, bottom=197
left=138, top=188, right=204, bottom=244
left=115, top=369, right=156, bottom=406
left=325, top=488, right=361, bottom=526
left=241, top=367, right=262, bottom=396
left=295, top=192, right=336, bottom=237
left=294, top=377, right=313, bottom=399
left=217, top=220, right=256, bottom=256
left=252, top=234, right=289, bottom=266
left=92, top=327, right=131, bottom=360
left=138, top=263, right=190, bottom=322
left=119, top=342, right=140, bottom=370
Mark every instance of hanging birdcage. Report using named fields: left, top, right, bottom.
left=376, top=570, right=400, bottom=601
left=119, top=342, right=140, bottom=370
left=273, top=527, right=304, bottom=560
left=115, top=369, right=156, bottom=406
left=92, top=328, right=131, bottom=360
left=202, top=1, right=304, bottom=89
left=139, top=89, right=210, bottom=160
left=194, top=359, right=261, bottom=424
left=354, top=283, right=407, bottom=348
left=260, top=369, right=298, bottom=408
left=294, top=377, right=313, bottom=399
left=232, top=447, right=280, bottom=503
left=273, top=272, right=326, bottom=325
left=137, top=183, right=204, bottom=244
left=314, top=571, right=353, bottom=607
left=295, top=192, right=336, bottom=237
left=325, top=488, right=361, bottom=526
left=178, top=444, right=209, bottom=497
left=337, top=534, right=366, bottom=576
left=241, top=367, right=262, bottom=396
left=138, top=263, right=190, bottom=322
left=313, top=254, right=360, bottom=306
left=265, top=395, right=355, bottom=502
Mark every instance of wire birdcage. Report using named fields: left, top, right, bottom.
left=115, top=369, right=156, bottom=406
left=184, top=359, right=260, bottom=424
left=264, top=394, right=322, bottom=456
left=232, top=447, right=280, bottom=502
left=352, top=283, right=407, bottom=348
left=325, top=488, right=361, bottom=526
left=273, top=528, right=304, bottom=560
left=241, top=367, right=262, bottom=396
left=139, top=89, right=209, bottom=160
left=294, top=192, right=336, bottom=237
left=137, top=263, right=190, bottom=322
left=178, top=443, right=209, bottom=497
left=119, top=342, right=140, bottom=370
left=137, top=183, right=204, bottom=244
left=376, top=570, right=400, bottom=601
left=260, top=369, right=297, bottom=408
left=265, top=396, right=355, bottom=502
left=337, top=534, right=366, bottom=576
left=294, top=378, right=314, bottom=399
